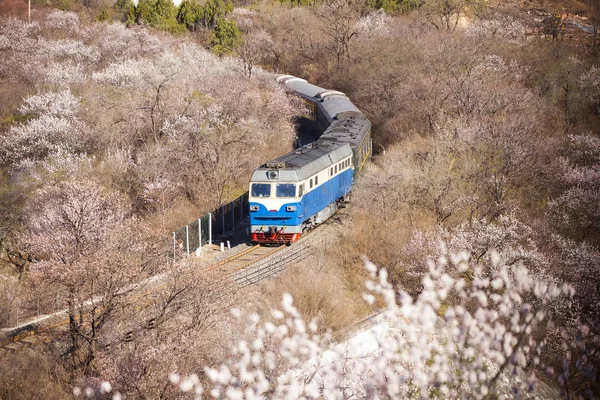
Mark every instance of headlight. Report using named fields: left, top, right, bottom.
left=286, top=205, right=296, bottom=211
left=250, top=205, right=259, bottom=211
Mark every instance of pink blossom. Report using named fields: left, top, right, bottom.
left=45, top=10, right=80, bottom=31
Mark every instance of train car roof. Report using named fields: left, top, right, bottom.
left=277, top=75, right=326, bottom=98
left=277, top=75, right=362, bottom=122
left=251, top=141, right=352, bottom=182
left=320, top=116, right=371, bottom=148
left=318, top=96, right=362, bottom=123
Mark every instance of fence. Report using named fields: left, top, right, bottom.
left=169, top=192, right=249, bottom=261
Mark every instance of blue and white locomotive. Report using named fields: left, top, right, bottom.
left=249, top=76, right=372, bottom=244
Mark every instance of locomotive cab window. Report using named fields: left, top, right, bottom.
left=315, top=176, right=318, bottom=185
left=310, top=179, right=313, bottom=189
left=299, top=184, right=304, bottom=197
left=251, top=183, right=271, bottom=198
left=335, top=165, right=337, bottom=174
left=276, top=183, right=296, bottom=198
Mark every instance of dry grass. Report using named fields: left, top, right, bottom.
left=145, top=198, right=203, bottom=235
left=0, top=349, right=69, bottom=400
left=255, top=247, right=370, bottom=336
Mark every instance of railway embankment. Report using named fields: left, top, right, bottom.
left=0, top=220, right=331, bottom=356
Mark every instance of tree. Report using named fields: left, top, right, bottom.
left=211, top=18, right=241, bottom=56
left=155, top=104, right=258, bottom=208
left=135, top=0, right=159, bottom=25
left=134, top=0, right=185, bottom=33
left=24, top=179, right=160, bottom=372
left=542, top=55, right=587, bottom=127
left=167, top=254, right=573, bottom=398
left=93, top=262, right=240, bottom=398
left=113, top=0, right=135, bottom=23
left=314, top=0, right=366, bottom=69
left=580, top=66, right=600, bottom=116
left=90, top=40, right=295, bottom=211
left=177, top=0, right=202, bottom=30
left=446, top=214, right=562, bottom=304
left=199, top=0, right=234, bottom=28
left=549, top=134, right=600, bottom=242
left=421, top=0, right=485, bottom=32
left=0, top=90, right=89, bottom=171
left=236, top=29, right=274, bottom=78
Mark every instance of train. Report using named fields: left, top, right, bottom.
left=248, top=75, right=372, bottom=245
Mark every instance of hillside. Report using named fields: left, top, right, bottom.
left=0, top=0, right=599, bottom=398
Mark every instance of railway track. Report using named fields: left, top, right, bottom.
left=0, top=227, right=321, bottom=357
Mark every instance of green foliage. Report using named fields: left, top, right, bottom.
left=176, top=0, right=233, bottom=31
left=114, top=0, right=134, bottom=12
left=199, top=0, right=234, bottom=28
left=279, top=0, right=316, bottom=7
left=155, top=0, right=178, bottom=21
left=367, top=0, right=420, bottom=13
left=96, top=7, right=112, bottom=22
left=135, top=0, right=156, bottom=23
left=120, top=0, right=235, bottom=34
left=58, top=0, right=74, bottom=11
left=177, top=0, right=202, bottom=28
left=397, top=0, right=420, bottom=13
left=134, top=0, right=186, bottom=33
left=114, top=0, right=136, bottom=23
left=368, top=0, right=395, bottom=13
left=211, top=17, right=241, bottom=56
left=187, top=90, right=213, bottom=107
left=0, top=113, right=34, bottom=138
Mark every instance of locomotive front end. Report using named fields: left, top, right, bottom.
left=249, top=163, right=304, bottom=244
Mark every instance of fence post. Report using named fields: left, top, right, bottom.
left=209, top=212, right=212, bottom=245
left=185, top=225, right=189, bottom=255
left=172, top=232, right=176, bottom=261
left=198, top=218, right=202, bottom=252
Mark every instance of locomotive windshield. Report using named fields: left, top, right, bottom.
left=276, top=184, right=296, bottom=198
left=251, top=183, right=271, bottom=197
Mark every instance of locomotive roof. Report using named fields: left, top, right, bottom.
left=251, top=141, right=352, bottom=182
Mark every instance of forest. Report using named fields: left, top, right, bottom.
left=0, top=0, right=599, bottom=397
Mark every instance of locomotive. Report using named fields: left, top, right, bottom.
left=249, top=76, right=372, bottom=244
